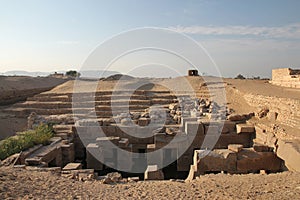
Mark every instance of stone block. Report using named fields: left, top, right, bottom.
left=61, top=143, right=75, bottom=166
left=128, top=177, right=139, bottom=182
left=228, top=144, right=243, bottom=153
left=144, top=165, right=164, bottom=180
left=63, top=163, right=82, bottom=171
left=204, top=125, right=220, bottom=135
left=100, top=126, right=117, bottom=137
left=237, top=149, right=282, bottom=173
left=96, top=136, right=120, bottom=146
left=177, top=154, right=193, bottom=171
left=86, top=143, right=103, bottom=170
left=236, top=124, right=255, bottom=134
left=206, top=132, right=252, bottom=149
left=118, top=138, right=129, bottom=147
left=180, top=117, right=198, bottom=131
left=195, top=149, right=237, bottom=174
left=253, top=144, right=272, bottom=152
left=185, top=122, right=204, bottom=136
left=277, top=139, right=300, bottom=172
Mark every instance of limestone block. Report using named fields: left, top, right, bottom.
left=96, top=136, right=120, bottom=146
left=277, top=139, right=300, bottom=172
left=86, top=143, right=104, bottom=170
left=181, top=117, right=198, bottom=131
left=253, top=144, right=272, bottom=152
left=61, top=143, right=75, bottom=166
left=144, top=165, right=164, bottom=180
left=118, top=138, right=129, bottom=147
left=236, top=124, right=255, bottom=134
left=228, top=144, right=243, bottom=153
left=195, top=149, right=237, bottom=174
left=177, top=154, right=193, bottom=171
left=185, top=122, right=204, bottom=136
left=237, top=150, right=282, bottom=173
left=63, top=163, right=82, bottom=171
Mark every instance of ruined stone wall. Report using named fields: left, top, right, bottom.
left=244, top=93, right=300, bottom=127
left=271, top=68, right=300, bottom=88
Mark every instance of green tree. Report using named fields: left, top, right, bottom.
left=65, top=70, right=80, bottom=77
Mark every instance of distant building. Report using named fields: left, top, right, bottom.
left=49, top=72, right=64, bottom=78
left=188, top=69, right=199, bottom=76
left=271, top=68, right=300, bottom=88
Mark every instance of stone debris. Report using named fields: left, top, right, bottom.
left=257, top=108, right=269, bottom=118
left=101, top=172, right=123, bottom=184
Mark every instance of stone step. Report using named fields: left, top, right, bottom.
left=14, top=101, right=72, bottom=109
left=35, top=90, right=175, bottom=98
left=27, top=95, right=71, bottom=102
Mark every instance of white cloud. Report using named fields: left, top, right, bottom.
left=169, top=23, right=300, bottom=39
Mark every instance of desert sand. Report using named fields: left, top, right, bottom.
left=0, top=166, right=300, bottom=199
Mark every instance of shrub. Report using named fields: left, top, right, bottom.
left=0, top=124, right=54, bottom=160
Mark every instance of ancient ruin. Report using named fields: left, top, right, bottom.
left=2, top=71, right=298, bottom=183
left=271, top=68, right=300, bottom=88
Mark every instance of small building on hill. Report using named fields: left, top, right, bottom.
left=49, top=72, right=64, bottom=78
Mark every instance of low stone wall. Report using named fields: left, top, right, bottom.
left=243, top=93, right=300, bottom=127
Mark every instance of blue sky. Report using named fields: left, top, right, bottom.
left=1, top=0, right=300, bottom=77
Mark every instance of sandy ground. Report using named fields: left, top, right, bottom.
left=0, top=76, right=67, bottom=93
left=0, top=75, right=68, bottom=107
left=224, top=78, right=300, bottom=100
left=0, top=167, right=299, bottom=200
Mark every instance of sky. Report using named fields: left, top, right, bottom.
left=1, top=0, right=300, bottom=78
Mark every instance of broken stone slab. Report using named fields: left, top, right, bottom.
left=128, top=177, right=139, bottom=182
left=107, top=172, right=122, bottom=182
left=144, top=165, right=164, bottom=180
left=236, top=124, right=255, bottom=134
left=276, top=139, right=300, bottom=172
left=118, top=138, right=129, bottom=147
left=227, top=114, right=247, bottom=121
left=62, top=163, right=82, bottom=171
left=253, top=144, right=272, bottom=152
left=228, top=144, right=243, bottom=153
